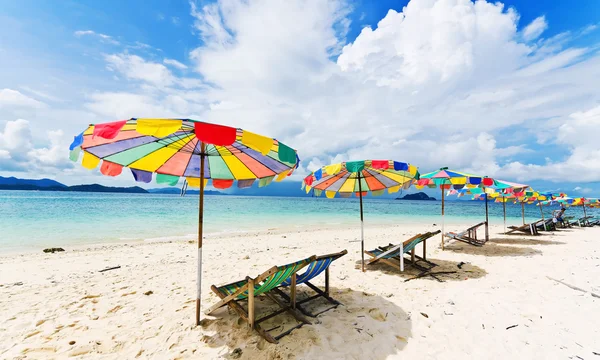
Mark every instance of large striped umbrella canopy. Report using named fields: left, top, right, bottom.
left=417, top=168, right=490, bottom=249
left=302, top=160, right=418, bottom=271
left=69, top=118, right=299, bottom=325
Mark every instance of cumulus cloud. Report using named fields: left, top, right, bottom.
left=13, top=0, right=598, bottom=185
left=0, top=119, right=72, bottom=173
left=498, top=105, right=600, bottom=182
left=105, top=54, right=176, bottom=87
left=522, top=16, right=548, bottom=41
left=180, top=0, right=599, bottom=181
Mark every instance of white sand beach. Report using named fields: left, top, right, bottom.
left=1, top=222, right=599, bottom=359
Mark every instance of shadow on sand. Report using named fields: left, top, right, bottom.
left=444, top=242, right=542, bottom=257
left=488, top=237, right=565, bottom=246
left=358, top=257, right=487, bottom=282
left=200, top=287, right=411, bottom=359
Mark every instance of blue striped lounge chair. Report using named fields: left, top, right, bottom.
left=274, top=250, right=348, bottom=317
left=205, top=256, right=316, bottom=344
left=364, top=231, right=441, bottom=272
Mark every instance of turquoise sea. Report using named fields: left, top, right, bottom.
left=1, top=191, right=596, bottom=252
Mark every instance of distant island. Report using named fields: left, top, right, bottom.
left=396, top=192, right=436, bottom=201
left=0, top=176, right=223, bottom=195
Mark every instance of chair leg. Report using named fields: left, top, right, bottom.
left=290, top=274, right=297, bottom=310
left=248, top=279, right=255, bottom=329
left=325, top=267, right=330, bottom=297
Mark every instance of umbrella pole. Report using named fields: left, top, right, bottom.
left=521, top=202, right=525, bottom=225
left=502, top=200, right=506, bottom=234
left=358, top=173, right=365, bottom=272
left=441, top=187, right=445, bottom=250
left=484, top=192, right=489, bottom=242
left=539, top=201, right=545, bottom=230
left=196, top=143, right=206, bottom=326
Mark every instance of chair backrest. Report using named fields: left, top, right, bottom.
left=403, top=230, right=441, bottom=253
left=253, top=256, right=315, bottom=296
left=282, top=250, right=348, bottom=286
left=466, top=222, right=486, bottom=231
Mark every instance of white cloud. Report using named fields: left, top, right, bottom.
left=0, top=119, right=72, bottom=173
left=74, top=30, right=120, bottom=45
left=105, top=54, right=175, bottom=87
left=183, top=0, right=600, bottom=183
left=522, top=16, right=548, bottom=41
left=5, top=0, right=600, bottom=187
left=0, top=89, right=46, bottom=108
left=498, top=105, right=600, bottom=182
left=163, top=58, right=188, bottom=70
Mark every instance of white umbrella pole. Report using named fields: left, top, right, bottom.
left=503, top=200, right=506, bottom=234
left=441, top=187, right=445, bottom=250
left=196, top=144, right=206, bottom=326
left=358, top=173, right=365, bottom=272
left=484, top=191, right=489, bottom=242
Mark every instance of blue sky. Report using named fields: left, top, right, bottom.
left=1, top=0, right=600, bottom=196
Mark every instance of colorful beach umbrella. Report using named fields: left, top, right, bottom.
left=455, top=179, right=530, bottom=235
left=417, top=168, right=490, bottom=249
left=69, top=118, right=299, bottom=325
left=302, top=160, right=418, bottom=271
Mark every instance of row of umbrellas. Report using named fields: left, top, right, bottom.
left=68, top=118, right=597, bottom=324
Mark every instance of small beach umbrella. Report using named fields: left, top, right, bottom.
left=302, top=160, right=418, bottom=271
left=69, top=118, right=299, bottom=325
left=417, top=168, right=489, bottom=250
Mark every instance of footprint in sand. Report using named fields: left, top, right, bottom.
left=368, top=308, right=387, bottom=322
left=21, top=347, right=57, bottom=355
left=82, top=294, right=101, bottom=300
left=68, top=345, right=92, bottom=357
left=107, top=305, right=122, bottom=314
left=24, top=330, right=41, bottom=339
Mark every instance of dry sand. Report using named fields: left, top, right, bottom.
left=1, top=222, right=599, bottom=359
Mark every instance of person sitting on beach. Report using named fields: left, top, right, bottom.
left=553, top=207, right=566, bottom=225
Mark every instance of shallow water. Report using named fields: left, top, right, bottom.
left=0, top=190, right=593, bottom=252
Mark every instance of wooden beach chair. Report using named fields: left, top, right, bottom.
left=445, top=221, right=487, bottom=246
left=535, top=218, right=556, bottom=231
left=205, top=256, right=316, bottom=344
left=505, top=222, right=541, bottom=236
left=364, top=230, right=441, bottom=272
left=274, top=250, right=348, bottom=317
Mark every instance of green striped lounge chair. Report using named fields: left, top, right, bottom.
left=205, top=256, right=316, bottom=344
left=364, top=231, right=440, bottom=272
left=274, top=250, right=348, bottom=317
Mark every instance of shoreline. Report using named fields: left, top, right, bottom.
left=0, top=215, right=565, bottom=256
